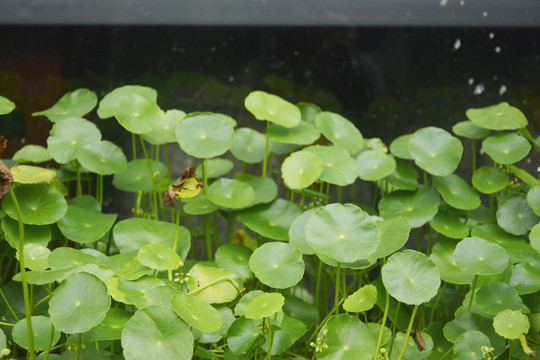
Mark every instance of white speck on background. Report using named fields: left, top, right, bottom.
left=489, top=32, right=495, bottom=39
left=473, top=83, right=485, bottom=95
left=483, top=11, right=488, bottom=17
left=468, top=78, right=474, bottom=85
left=495, top=46, right=501, bottom=53
left=440, top=0, right=448, bottom=6
left=453, top=39, right=461, bottom=51
left=499, top=85, right=507, bottom=96
left=228, top=76, right=234, bottom=82
left=460, top=0, right=465, bottom=5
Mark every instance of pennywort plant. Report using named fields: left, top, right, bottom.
left=0, top=88, right=539, bottom=360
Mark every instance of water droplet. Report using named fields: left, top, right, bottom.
left=499, top=85, right=507, bottom=96
left=489, top=32, right=495, bottom=39
left=495, top=46, right=501, bottom=53
left=453, top=39, right=461, bottom=51
left=482, top=11, right=488, bottom=17
left=468, top=78, right=474, bottom=85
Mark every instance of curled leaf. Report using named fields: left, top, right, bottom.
left=401, top=329, right=426, bottom=352
left=519, top=334, right=537, bottom=357
left=163, top=165, right=203, bottom=206
left=0, top=159, right=13, bottom=200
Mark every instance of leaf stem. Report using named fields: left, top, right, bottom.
left=396, top=304, right=419, bottom=360
left=374, top=286, right=390, bottom=360
left=0, top=286, right=19, bottom=321
left=262, top=121, right=270, bottom=177
left=334, top=262, right=341, bottom=316
left=267, top=316, right=274, bottom=359
left=468, top=275, right=479, bottom=312
left=8, top=189, right=35, bottom=360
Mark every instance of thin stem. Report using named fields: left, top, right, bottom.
left=76, top=162, right=82, bottom=197
left=165, top=143, right=171, bottom=180
left=228, top=213, right=237, bottom=244
left=388, top=301, right=401, bottom=357
left=0, top=286, right=19, bottom=321
left=266, top=317, right=274, bottom=360
left=334, top=263, right=341, bottom=316
left=44, top=322, right=54, bottom=360
left=429, top=281, right=447, bottom=323
left=9, top=189, right=35, bottom=359
left=0, top=321, right=14, bottom=327
left=132, top=133, right=138, bottom=160
left=372, top=182, right=378, bottom=209
left=439, top=346, right=454, bottom=360
left=468, top=275, right=479, bottom=312
left=396, top=305, right=419, bottom=360
left=374, top=260, right=390, bottom=360
left=471, top=139, right=477, bottom=171
left=139, top=135, right=158, bottom=220
left=314, top=259, right=323, bottom=314
left=262, top=121, right=270, bottom=177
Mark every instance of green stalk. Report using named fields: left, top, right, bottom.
left=396, top=305, right=419, bottom=360
left=334, top=263, right=341, bottom=315
left=468, top=275, right=479, bottom=312
left=266, top=317, right=274, bottom=360
left=132, top=133, right=137, bottom=160
left=139, top=135, right=158, bottom=220
left=9, top=189, right=35, bottom=360
left=429, top=281, right=447, bottom=323
left=0, top=286, right=19, bottom=321
left=75, top=162, right=82, bottom=197
left=262, top=121, right=270, bottom=177
left=314, top=259, right=323, bottom=314
left=97, top=175, right=103, bottom=207
left=388, top=301, right=401, bottom=357
left=471, top=139, right=477, bottom=171
left=165, top=144, right=171, bottom=180
left=374, top=264, right=390, bottom=359
left=202, top=159, right=213, bottom=260
left=228, top=213, right=237, bottom=244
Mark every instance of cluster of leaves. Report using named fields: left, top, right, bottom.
left=0, top=88, right=539, bottom=360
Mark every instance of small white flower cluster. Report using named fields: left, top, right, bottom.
left=377, top=348, right=389, bottom=360
left=310, top=329, right=328, bottom=353
left=1, top=348, right=11, bottom=357
left=481, top=345, right=495, bottom=360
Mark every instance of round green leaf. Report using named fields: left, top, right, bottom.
left=2, top=183, right=67, bottom=225
left=429, top=210, right=469, bottom=239
left=77, top=141, right=127, bottom=175
left=472, top=224, right=528, bottom=261
left=49, top=272, right=110, bottom=333
left=13, top=316, right=60, bottom=351
left=170, top=293, right=222, bottom=333
left=378, top=186, right=440, bottom=228
left=429, top=237, right=474, bottom=285
left=138, top=285, right=178, bottom=308
left=182, top=194, right=218, bottom=215
left=444, top=312, right=506, bottom=355
left=113, top=218, right=190, bottom=259
left=234, top=291, right=264, bottom=317
left=389, top=134, right=413, bottom=160
left=527, top=186, right=540, bottom=217
left=356, top=150, right=396, bottom=181
left=343, top=284, right=377, bottom=313
left=244, top=90, right=301, bottom=128
left=305, top=203, right=379, bottom=263
left=385, top=158, right=419, bottom=191
left=33, top=88, right=97, bottom=122
left=511, top=250, right=540, bottom=294
left=530, top=223, right=540, bottom=254
left=98, top=85, right=157, bottom=119
left=493, top=310, right=529, bottom=339
left=187, top=264, right=242, bottom=304
left=112, top=94, right=162, bottom=134
left=47, top=247, right=100, bottom=270
left=482, top=133, right=531, bottom=164
left=245, top=176, right=278, bottom=206
left=18, top=243, right=50, bottom=271
left=121, top=305, right=193, bottom=360
left=454, top=237, right=509, bottom=275
left=13, top=145, right=52, bottom=164
left=195, top=158, right=233, bottom=179
left=466, top=102, right=528, bottom=130
left=304, top=145, right=358, bottom=186
left=207, top=178, right=255, bottom=209
left=47, top=117, right=102, bottom=164
left=176, top=114, right=234, bottom=159
left=2, top=216, right=51, bottom=249
left=267, top=121, right=320, bottom=145
left=11, top=165, right=56, bottom=184
left=263, top=313, right=308, bottom=356
left=288, top=209, right=317, bottom=255
left=408, top=127, right=463, bottom=176
left=297, top=102, right=321, bottom=123
left=137, top=244, right=182, bottom=271
left=382, top=250, right=440, bottom=305
left=238, top=199, right=301, bottom=240
left=245, top=292, right=285, bottom=320
left=0, top=95, right=15, bottom=115
left=112, top=159, right=167, bottom=193
left=476, top=282, right=523, bottom=315
left=496, top=193, right=539, bottom=235
left=142, top=109, right=185, bottom=145
left=452, top=121, right=490, bottom=139
left=433, top=174, right=481, bottom=210
left=86, top=308, right=132, bottom=341
left=230, top=128, right=266, bottom=164
left=215, top=244, right=253, bottom=281
left=226, top=317, right=261, bottom=354
left=249, top=242, right=304, bottom=289
left=453, top=330, right=491, bottom=360
left=472, top=166, right=509, bottom=194
left=370, top=217, right=411, bottom=259
left=57, top=205, right=117, bottom=244
left=107, top=276, right=163, bottom=305
left=314, top=112, right=364, bottom=155
left=281, top=150, right=323, bottom=189
left=317, top=314, right=376, bottom=360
